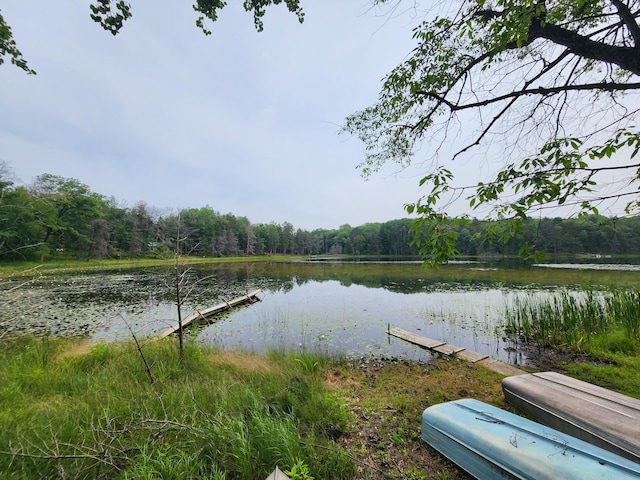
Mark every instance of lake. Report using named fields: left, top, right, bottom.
left=3, top=258, right=640, bottom=365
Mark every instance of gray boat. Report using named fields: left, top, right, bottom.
left=502, top=371, right=640, bottom=463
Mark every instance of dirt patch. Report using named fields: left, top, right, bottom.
left=57, top=338, right=93, bottom=359
left=326, top=357, right=507, bottom=479
left=208, top=350, right=279, bottom=374
left=516, top=344, right=601, bottom=372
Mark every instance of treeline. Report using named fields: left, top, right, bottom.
left=1, top=173, right=638, bottom=261
left=0, top=173, right=417, bottom=261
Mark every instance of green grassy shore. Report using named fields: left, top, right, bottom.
left=0, top=336, right=505, bottom=479
left=1, top=331, right=639, bottom=480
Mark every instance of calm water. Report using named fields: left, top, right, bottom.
left=2, top=259, right=639, bottom=365
left=198, top=280, right=525, bottom=363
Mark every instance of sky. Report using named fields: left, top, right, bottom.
left=0, top=1, right=435, bottom=231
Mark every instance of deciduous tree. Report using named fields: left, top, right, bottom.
left=1, top=1, right=303, bottom=74
left=28, top=174, right=105, bottom=259
left=343, top=0, right=640, bottom=263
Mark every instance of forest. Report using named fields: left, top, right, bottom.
left=2, top=173, right=639, bottom=262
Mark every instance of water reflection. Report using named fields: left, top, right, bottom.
left=1, top=260, right=637, bottom=365
left=534, top=263, right=640, bottom=271
left=198, top=280, right=532, bottom=364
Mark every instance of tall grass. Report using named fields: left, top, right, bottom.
left=505, top=289, right=640, bottom=354
left=0, top=337, right=355, bottom=479
left=605, top=289, right=640, bottom=340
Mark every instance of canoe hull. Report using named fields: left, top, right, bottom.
left=502, top=372, right=640, bottom=462
left=421, top=398, right=640, bottom=480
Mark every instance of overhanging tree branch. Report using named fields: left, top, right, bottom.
left=343, top=1, right=640, bottom=263
left=611, top=0, right=640, bottom=46
left=416, top=82, right=640, bottom=112
left=530, top=19, right=640, bottom=75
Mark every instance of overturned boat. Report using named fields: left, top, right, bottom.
left=502, top=371, right=640, bottom=463
left=421, top=398, right=640, bottom=479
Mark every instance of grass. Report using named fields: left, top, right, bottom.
left=3, top=332, right=640, bottom=479
left=0, top=335, right=511, bottom=480
left=504, top=288, right=640, bottom=397
left=0, top=336, right=354, bottom=480
left=505, top=289, right=640, bottom=352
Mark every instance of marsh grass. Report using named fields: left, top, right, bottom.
left=505, top=289, right=640, bottom=354
left=0, top=336, right=354, bottom=479
left=0, top=256, right=296, bottom=280
left=5, top=256, right=640, bottom=290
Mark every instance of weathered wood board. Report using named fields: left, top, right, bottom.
left=387, top=327, right=446, bottom=349
left=153, top=289, right=262, bottom=340
left=387, top=327, right=488, bottom=362
left=503, top=371, right=640, bottom=463
left=387, top=327, right=527, bottom=376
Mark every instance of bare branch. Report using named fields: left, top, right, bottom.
left=417, top=82, right=640, bottom=112
left=611, top=0, right=640, bottom=46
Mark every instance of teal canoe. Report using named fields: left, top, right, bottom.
left=421, top=398, right=640, bottom=479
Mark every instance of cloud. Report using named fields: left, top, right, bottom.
left=0, top=1, right=424, bottom=230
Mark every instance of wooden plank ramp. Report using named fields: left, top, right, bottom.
left=153, top=289, right=263, bottom=340
left=387, top=327, right=524, bottom=376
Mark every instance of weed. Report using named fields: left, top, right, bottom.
left=505, top=289, right=640, bottom=354
left=404, top=469, right=429, bottom=480
left=390, top=430, right=405, bottom=448
left=0, top=337, right=356, bottom=479
left=284, top=458, right=315, bottom=480
left=436, top=471, right=455, bottom=480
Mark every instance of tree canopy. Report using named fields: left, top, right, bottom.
left=1, top=0, right=304, bottom=74
left=0, top=10, right=35, bottom=74
left=343, top=0, right=640, bottom=263
left=89, top=0, right=304, bottom=36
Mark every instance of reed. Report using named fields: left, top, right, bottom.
left=0, top=336, right=354, bottom=479
left=605, top=289, right=640, bottom=340
left=504, top=289, right=640, bottom=354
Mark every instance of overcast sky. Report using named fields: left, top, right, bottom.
left=0, top=1, right=438, bottom=230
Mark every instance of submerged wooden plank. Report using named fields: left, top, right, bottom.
left=422, top=398, right=640, bottom=480
left=456, top=349, right=489, bottom=363
left=503, top=371, right=640, bottom=463
left=388, top=327, right=524, bottom=375
left=387, top=327, right=446, bottom=349
left=432, top=344, right=466, bottom=356
left=388, top=327, right=472, bottom=357
left=192, top=289, right=263, bottom=319
left=153, top=289, right=262, bottom=340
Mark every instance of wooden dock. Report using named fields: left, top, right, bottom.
left=153, top=289, right=263, bottom=340
left=387, top=327, right=524, bottom=376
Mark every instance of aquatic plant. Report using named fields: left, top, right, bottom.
left=504, top=289, right=640, bottom=354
